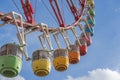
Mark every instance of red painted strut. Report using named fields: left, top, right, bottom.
left=20, top=0, right=35, bottom=25
left=49, top=0, right=65, bottom=27
left=66, top=0, right=79, bottom=21
left=66, top=0, right=85, bottom=21
left=50, top=0, right=85, bottom=27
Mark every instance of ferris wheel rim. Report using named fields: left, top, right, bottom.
left=0, top=0, right=86, bottom=33
left=41, top=0, right=86, bottom=33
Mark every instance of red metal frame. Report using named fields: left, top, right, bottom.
left=20, top=0, right=35, bottom=25
left=66, top=0, right=79, bottom=21
left=50, top=0, right=85, bottom=27
left=66, top=0, right=85, bottom=21
left=0, top=0, right=85, bottom=31
left=49, top=0, right=65, bottom=27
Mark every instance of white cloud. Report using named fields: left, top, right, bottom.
left=0, top=75, right=25, bottom=80
left=66, top=68, right=120, bottom=80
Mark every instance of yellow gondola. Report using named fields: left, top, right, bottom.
left=53, top=49, right=69, bottom=71
left=87, top=0, right=95, bottom=7
left=32, top=50, right=51, bottom=77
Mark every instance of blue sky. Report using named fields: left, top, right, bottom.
left=0, top=0, right=120, bottom=80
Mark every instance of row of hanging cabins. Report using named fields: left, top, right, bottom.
left=32, top=0, right=95, bottom=77
left=0, top=0, right=95, bottom=77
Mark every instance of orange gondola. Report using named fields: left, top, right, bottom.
left=68, top=45, right=80, bottom=64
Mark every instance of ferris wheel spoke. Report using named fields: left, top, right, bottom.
left=33, top=0, right=38, bottom=22
left=61, top=0, right=66, bottom=24
left=49, top=0, right=65, bottom=27
left=41, top=0, right=59, bottom=26
left=12, top=0, right=26, bottom=21
left=66, top=0, right=80, bottom=21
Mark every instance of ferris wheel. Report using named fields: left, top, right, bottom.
left=0, top=0, right=95, bottom=78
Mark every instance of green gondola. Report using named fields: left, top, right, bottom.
left=0, top=43, right=22, bottom=77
